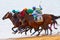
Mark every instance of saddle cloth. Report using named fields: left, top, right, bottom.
left=37, top=15, right=43, bottom=22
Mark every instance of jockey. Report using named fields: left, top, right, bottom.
left=32, top=5, right=43, bottom=21
left=20, top=8, right=28, bottom=17
left=32, top=6, right=38, bottom=20
left=26, top=9, right=33, bottom=15
left=12, top=10, right=19, bottom=18
left=12, top=10, right=19, bottom=14
left=12, top=10, right=19, bottom=17
left=17, top=8, right=28, bottom=25
left=36, top=5, right=42, bottom=14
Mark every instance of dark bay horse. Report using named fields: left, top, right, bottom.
left=2, top=12, right=32, bottom=35
left=2, top=12, right=22, bottom=34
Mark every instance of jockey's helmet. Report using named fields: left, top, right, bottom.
left=23, top=8, right=28, bottom=11
left=12, top=10, right=15, bottom=13
left=32, top=6, right=36, bottom=10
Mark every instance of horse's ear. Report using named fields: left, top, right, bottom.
left=8, top=12, right=10, bottom=13
left=6, top=12, right=9, bottom=13
left=7, top=12, right=11, bottom=14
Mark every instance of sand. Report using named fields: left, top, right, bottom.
left=6, top=35, right=60, bottom=40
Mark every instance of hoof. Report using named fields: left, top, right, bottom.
left=31, top=34, right=32, bottom=36
left=12, top=32, right=16, bottom=34
left=36, top=34, right=40, bottom=36
left=42, top=34, right=46, bottom=36
left=31, top=34, right=33, bottom=36
left=36, top=35, right=39, bottom=36
left=55, top=28, right=57, bottom=29
left=18, top=31, right=20, bottom=34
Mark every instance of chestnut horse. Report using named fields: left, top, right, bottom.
left=17, top=11, right=60, bottom=36
left=17, top=12, right=52, bottom=36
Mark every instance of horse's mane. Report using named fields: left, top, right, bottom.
left=8, top=11, right=14, bottom=16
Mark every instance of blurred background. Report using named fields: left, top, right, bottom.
left=0, top=0, right=60, bottom=39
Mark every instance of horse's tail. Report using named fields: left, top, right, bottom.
left=49, top=15, right=60, bottom=30
left=50, top=15, right=60, bottom=20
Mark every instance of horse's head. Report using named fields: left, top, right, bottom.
left=2, top=12, right=12, bottom=20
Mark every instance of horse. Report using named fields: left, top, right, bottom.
left=17, top=11, right=60, bottom=36
left=2, top=12, right=60, bottom=36
left=39, top=14, right=60, bottom=35
left=2, top=12, right=22, bottom=34
left=49, top=14, right=60, bottom=29
left=2, top=12, right=33, bottom=35
left=17, top=12, right=53, bottom=36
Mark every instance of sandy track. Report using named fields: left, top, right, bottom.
left=6, top=35, right=60, bottom=40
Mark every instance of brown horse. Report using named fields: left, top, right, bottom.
left=17, top=12, right=53, bottom=36
left=49, top=14, right=60, bottom=29
left=2, top=12, right=23, bottom=34
left=37, top=14, right=60, bottom=35
left=17, top=11, right=60, bottom=36
left=3, top=12, right=29, bottom=33
left=2, top=12, right=60, bottom=36
left=2, top=12, right=32, bottom=35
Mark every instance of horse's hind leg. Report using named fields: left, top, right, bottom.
left=53, top=20, right=58, bottom=29
left=50, top=28, right=52, bottom=35
left=46, top=29, right=48, bottom=35
left=49, top=27, right=52, bottom=35
left=53, top=23, right=57, bottom=29
left=12, top=27, right=18, bottom=34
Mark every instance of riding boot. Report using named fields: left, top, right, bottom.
left=34, top=16, right=37, bottom=21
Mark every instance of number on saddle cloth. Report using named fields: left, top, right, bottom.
left=37, top=15, right=43, bottom=22
left=32, top=10, right=43, bottom=22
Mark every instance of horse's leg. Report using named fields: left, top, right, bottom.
left=31, top=29, right=36, bottom=36
left=25, top=29, right=27, bottom=35
left=46, top=29, right=48, bottom=35
left=49, top=29, right=52, bottom=35
left=53, top=23, right=57, bottom=29
left=50, top=29, right=52, bottom=35
left=30, top=29, right=32, bottom=33
left=24, top=26, right=30, bottom=35
left=12, top=27, right=18, bottom=34
left=25, top=28, right=31, bottom=35
left=30, top=27, right=32, bottom=33
left=50, top=24, right=52, bottom=31
left=45, top=29, right=48, bottom=35
left=48, top=27, right=52, bottom=35
left=52, top=20, right=58, bottom=29
left=25, top=27, right=28, bottom=35
left=18, top=26, right=24, bottom=34
left=36, top=29, right=43, bottom=36
left=45, top=30, right=46, bottom=35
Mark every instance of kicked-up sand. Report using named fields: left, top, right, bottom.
left=6, top=35, right=60, bottom=40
